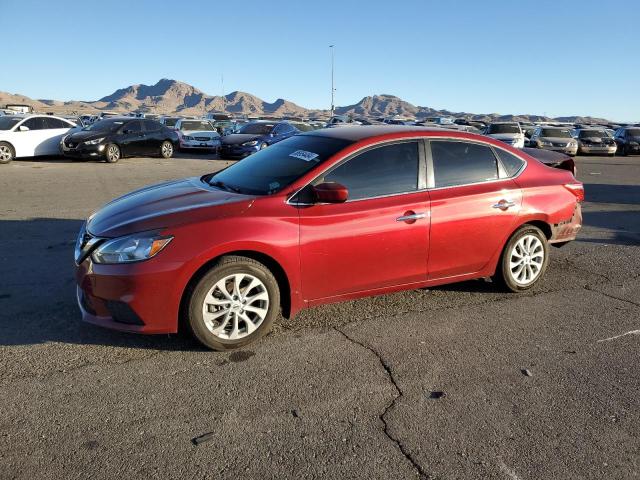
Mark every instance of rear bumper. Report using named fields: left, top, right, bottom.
left=180, top=140, right=220, bottom=150
left=549, top=203, right=582, bottom=244
left=542, top=146, right=578, bottom=156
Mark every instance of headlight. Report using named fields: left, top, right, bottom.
left=91, top=232, right=173, bottom=264
left=539, top=140, right=552, bottom=146
left=83, top=137, right=105, bottom=145
left=242, top=140, right=258, bottom=146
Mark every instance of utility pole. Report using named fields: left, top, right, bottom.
left=221, top=73, right=225, bottom=114
left=330, top=45, right=335, bottom=117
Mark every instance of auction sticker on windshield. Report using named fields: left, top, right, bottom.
left=289, top=150, right=319, bottom=161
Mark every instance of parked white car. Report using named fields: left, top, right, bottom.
left=0, top=114, right=77, bottom=164
left=175, top=119, right=221, bottom=151
left=484, top=122, right=525, bottom=148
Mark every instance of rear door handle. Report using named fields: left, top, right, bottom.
left=396, top=212, right=426, bottom=222
left=492, top=199, right=516, bottom=210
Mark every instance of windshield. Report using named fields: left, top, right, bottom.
left=239, top=123, right=275, bottom=135
left=0, top=117, right=21, bottom=130
left=207, top=135, right=352, bottom=195
left=540, top=128, right=572, bottom=138
left=83, top=119, right=124, bottom=132
left=164, top=118, right=179, bottom=127
left=579, top=130, right=608, bottom=138
left=487, top=124, right=520, bottom=134
left=627, top=129, right=640, bottom=136
left=180, top=120, right=214, bottom=131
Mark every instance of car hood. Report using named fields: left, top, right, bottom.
left=87, top=176, right=254, bottom=238
left=539, top=137, right=574, bottom=143
left=488, top=133, right=523, bottom=140
left=67, top=130, right=112, bottom=142
left=181, top=130, right=219, bottom=137
left=221, top=133, right=264, bottom=145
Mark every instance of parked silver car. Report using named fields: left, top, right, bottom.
left=529, top=127, right=578, bottom=156
left=576, top=128, right=616, bottom=156
left=175, top=119, right=221, bottom=152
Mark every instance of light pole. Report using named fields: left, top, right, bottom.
left=221, top=73, right=225, bottom=114
left=329, top=45, right=335, bottom=117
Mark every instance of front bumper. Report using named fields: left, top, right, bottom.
left=579, top=144, right=617, bottom=154
left=180, top=139, right=220, bottom=150
left=60, top=142, right=106, bottom=159
left=219, top=144, right=260, bottom=159
left=75, top=256, right=182, bottom=334
left=539, top=145, right=578, bottom=156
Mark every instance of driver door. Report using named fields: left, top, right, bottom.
left=298, top=140, right=430, bottom=302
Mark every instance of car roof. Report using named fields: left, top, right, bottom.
left=300, top=125, right=444, bottom=142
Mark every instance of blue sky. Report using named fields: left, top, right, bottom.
left=0, top=0, right=638, bottom=120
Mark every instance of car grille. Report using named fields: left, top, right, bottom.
left=553, top=142, right=569, bottom=147
left=195, top=137, right=211, bottom=141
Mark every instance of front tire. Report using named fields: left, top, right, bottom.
left=494, top=225, right=549, bottom=292
left=105, top=144, right=121, bottom=163
left=259, top=142, right=268, bottom=150
left=0, top=142, right=15, bottom=164
left=186, top=256, right=280, bottom=351
left=160, top=140, right=174, bottom=158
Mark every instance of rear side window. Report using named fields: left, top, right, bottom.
left=144, top=120, right=162, bottom=131
left=124, top=121, right=143, bottom=133
left=495, top=149, right=526, bottom=176
left=430, top=141, right=498, bottom=188
left=321, top=141, right=419, bottom=200
left=44, top=117, right=70, bottom=129
left=23, top=117, right=47, bottom=130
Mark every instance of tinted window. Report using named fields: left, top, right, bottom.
left=487, top=124, right=520, bottom=134
left=495, top=149, right=526, bottom=177
left=23, top=117, right=47, bottom=130
left=124, top=121, right=143, bottom=133
left=431, top=141, right=498, bottom=187
left=540, top=128, right=572, bottom=138
left=208, top=135, right=352, bottom=195
left=320, top=142, right=419, bottom=200
left=44, top=117, right=70, bottom=129
left=626, top=129, right=640, bottom=136
left=0, top=117, right=22, bottom=130
left=144, top=120, right=162, bottom=131
left=239, top=123, right=275, bottom=135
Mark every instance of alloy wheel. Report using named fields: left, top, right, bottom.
left=161, top=141, right=173, bottom=158
left=509, top=234, right=544, bottom=285
left=0, top=145, right=13, bottom=162
left=107, top=145, right=120, bottom=161
left=201, top=273, right=269, bottom=340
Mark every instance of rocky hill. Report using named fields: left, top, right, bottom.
left=0, top=78, right=614, bottom=123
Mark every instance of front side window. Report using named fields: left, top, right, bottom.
left=431, top=141, right=498, bottom=188
left=124, top=121, right=143, bottom=133
left=44, top=118, right=70, bottom=129
left=23, top=117, right=47, bottom=130
left=319, top=141, right=419, bottom=201
left=144, top=120, right=162, bottom=131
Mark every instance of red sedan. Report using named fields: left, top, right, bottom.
left=75, top=126, right=583, bottom=350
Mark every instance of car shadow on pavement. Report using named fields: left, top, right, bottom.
left=0, top=217, right=205, bottom=351
left=585, top=183, right=640, bottom=206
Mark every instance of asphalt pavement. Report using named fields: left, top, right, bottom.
left=0, top=152, right=638, bottom=479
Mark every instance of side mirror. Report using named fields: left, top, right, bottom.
left=312, top=182, right=348, bottom=204
left=19, top=125, right=30, bottom=132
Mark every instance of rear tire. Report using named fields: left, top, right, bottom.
left=493, top=225, right=549, bottom=292
left=186, top=256, right=280, bottom=351
left=105, top=144, right=121, bottom=163
left=0, top=142, right=15, bottom=164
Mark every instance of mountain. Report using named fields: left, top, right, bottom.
left=0, top=79, right=615, bottom=123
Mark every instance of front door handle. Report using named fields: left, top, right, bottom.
left=492, top=199, right=516, bottom=210
left=396, top=212, right=426, bottom=223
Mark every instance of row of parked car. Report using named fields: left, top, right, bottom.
left=0, top=110, right=638, bottom=164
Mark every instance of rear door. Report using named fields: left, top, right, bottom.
left=41, top=117, right=73, bottom=155
left=141, top=119, right=163, bottom=155
left=298, top=140, right=430, bottom=302
left=427, top=140, right=523, bottom=280
left=119, top=120, right=144, bottom=156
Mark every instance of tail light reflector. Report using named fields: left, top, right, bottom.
left=564, top=183, right=584, bottom=203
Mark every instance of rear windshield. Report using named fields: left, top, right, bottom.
left=487, top=124, right=520, bottom=134
left=206, top=135, right=352, bottom=195
left=163, top=118, right=179, bottom=127
left=180, top=121, right=214, bottom=131
left=540, top=129, right=573, bottom=138
left=0, top=117, right=21, bottom=130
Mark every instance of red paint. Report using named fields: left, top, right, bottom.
left=76, top=128, right=582, bottom=334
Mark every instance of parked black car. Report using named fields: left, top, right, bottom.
left=613, top=127, right=640, bottom=156
left=219, top=121, right=299, bottom=159
left=60, top=117, right=179, bottom=163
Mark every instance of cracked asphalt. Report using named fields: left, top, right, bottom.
left=0, top=153, right=638, bottom=479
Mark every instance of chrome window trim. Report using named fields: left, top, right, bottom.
left=426, top=137, right=527, bottom=191
left=286, top=135, right=529, bottom=205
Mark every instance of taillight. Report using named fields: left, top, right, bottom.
left=564, top=183, right=584, bottom=203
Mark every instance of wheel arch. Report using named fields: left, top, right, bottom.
left=178, top=249, right=293, bottom=333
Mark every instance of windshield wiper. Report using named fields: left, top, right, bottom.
left=210, top=180, right=243, bottom=194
